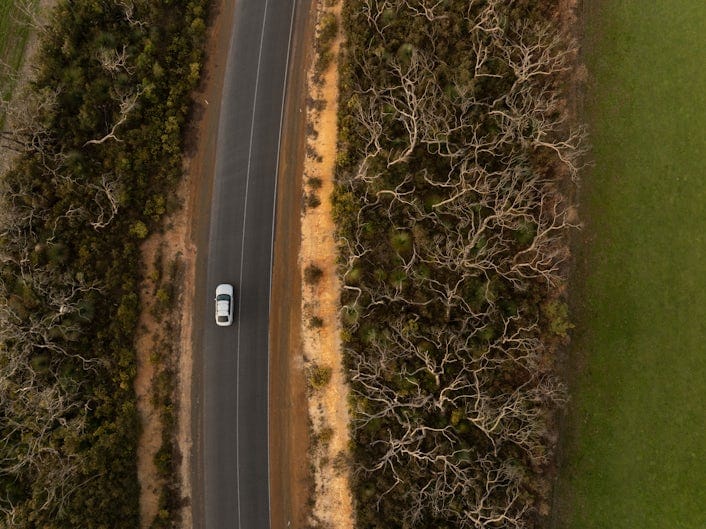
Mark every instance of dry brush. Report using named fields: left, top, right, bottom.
left=335, top=1, right=585, bottom=527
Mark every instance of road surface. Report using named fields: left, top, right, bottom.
left=199, top=1, right=299, bottom=529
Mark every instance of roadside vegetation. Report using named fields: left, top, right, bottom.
left=551, top=2, right=706, bottom=527
left=334, top=1, right=585, bottom=527
left=0, top=1, right=207, bottom=527
left=300, top=1, right=355, bottom=527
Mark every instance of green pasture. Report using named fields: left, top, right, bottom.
left=0, top=0, right=35, bottom=105
left=551, top=1, right=706, bottom=528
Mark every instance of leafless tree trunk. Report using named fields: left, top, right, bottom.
left=96, top=44, right=135, bottom=76
left=0, top=87, right=59, bottom=154
left=84, top=87, right=143, bottom=146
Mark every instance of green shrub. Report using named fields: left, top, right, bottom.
left=307, top=363, right=333, bottom=390
left=543, top=299, right=574, bottom=338
left=307, top=176, right=323, bottom=189
left=318, top=13, right=339, bottom=49
left=317, top=426, right=334, bottom=446
left=130, top=220, right=149, bottom=239
left=309, top=315, right=325, bottom=328
left=306, top=192, right=322, bottom=209
left=389, top=228, right=412, bottom=255
left=304, top=263, right=324, bottom=284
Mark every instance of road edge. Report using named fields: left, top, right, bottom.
left=188, top=2, right=238, bottom=528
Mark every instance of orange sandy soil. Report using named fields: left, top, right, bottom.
left=299, top=1, right=354, bottom=528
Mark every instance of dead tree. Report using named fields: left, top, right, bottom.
left=84, top=87, right=143, bottom=146
left=88, top=172, right=123, bottom=230
left=0, top=86, right=59, bottom=154
left=96, top=45, right=135, bottom=77
left=401, top=0, right=447, bottom=22
left=360, top=0, right=398, bottom=38
left=116, top=0, right=147, bottom=28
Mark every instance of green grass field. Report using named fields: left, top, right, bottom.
left=0, top=0, right=35, bottom=104
left=551, top=2, right=706, bottom=528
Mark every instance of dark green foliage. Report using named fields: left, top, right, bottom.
left=318, top=12, right=339, bottom=49
left=304, top=263, right=324, bottom=285
left=309, top=315, right=324, bottom=328
left=306, top=191, right=322, bottom=209
left=307, top=175, right=323, bottom=189
left=542, top=299, right=574, bottom=338
left=314, top=10, right=339, bottom=81
left=0, top=0, right=209, bottom=527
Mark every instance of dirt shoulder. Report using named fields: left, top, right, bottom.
left=268, top=0, right=316, bottom=528
left=548, top=0, right=591, bottom=526
left=270, top=1, right=355, bottom=528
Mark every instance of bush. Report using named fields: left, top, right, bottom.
left=542, top=299, right=574, bottom=338
left=309, top=315, right=325, bottom=328
left=318, top=13, right=339, bottom=49
left=304, top=263, right=324, bottom=284
left=306, top=192, right=322, bottom=209
left=307, top=363, right=333, bottom=390
left=130, top=220, right=149, bottom=239
left=307, top=176, right=323, bottom=189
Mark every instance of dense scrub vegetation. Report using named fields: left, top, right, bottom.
left=334, top=1, right=585, bottom=527
left=0, top=1, right=206, bottom=527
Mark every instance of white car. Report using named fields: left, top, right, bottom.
left=214, top=283, right=235, bottom=326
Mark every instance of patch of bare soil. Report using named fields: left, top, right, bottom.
left=135, top=169, right=196, bottom=529
left=299, top=1, right=354, bottom=528
left=134, top=239, right=163, bottom=527
left=135, top=203, right=194, bottom=529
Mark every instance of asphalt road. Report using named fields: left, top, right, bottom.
left=201, top=2, right=298, bottom=529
